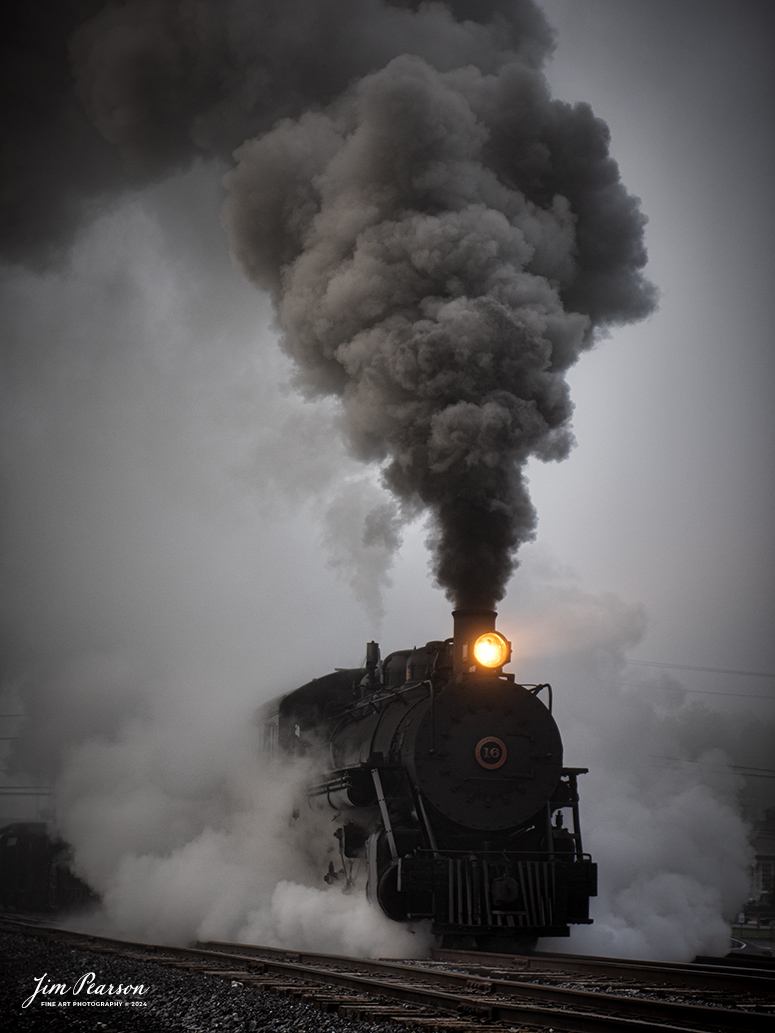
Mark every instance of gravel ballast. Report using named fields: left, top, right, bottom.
left=0, top=930, right=412, bottom=1033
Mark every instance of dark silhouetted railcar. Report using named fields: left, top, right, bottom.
left=0, top=822, right=94, bottom=912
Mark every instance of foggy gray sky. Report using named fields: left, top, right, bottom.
left=0, top=0, right=773, bottom=960
left=520, top=1, right=775, bottom=701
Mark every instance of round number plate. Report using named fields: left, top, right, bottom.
left=475, top=736, right=507, bottom=770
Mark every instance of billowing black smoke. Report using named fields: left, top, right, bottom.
left=2, top=0, right=655, bottom=608
left=2, top=1, right=549, bottom=264
left=221, top=41, right=656, bottom=607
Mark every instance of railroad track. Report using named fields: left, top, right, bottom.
left=2, top=916, right=772, bottom=1032
left=433, top=944, right=775, bottom=992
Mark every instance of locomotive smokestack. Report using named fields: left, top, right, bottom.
left=452, top=608, right=497, bottom=676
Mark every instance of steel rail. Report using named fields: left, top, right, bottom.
left=196, top=940, right=773, bottom=1032
left=2, top=919, right=770, bottom=1033
left=434, top=944, right=775, bottom=993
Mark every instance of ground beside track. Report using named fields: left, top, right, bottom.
left=5, top=920, right=774, bottom=1033
left=0, top=929, right=407, bottom=1033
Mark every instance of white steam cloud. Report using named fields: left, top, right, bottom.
left=503, top=554, right=757, bottom=960
left=57, top=711, right=427, bottom=956
left=1, top=169, right=426, bottom=955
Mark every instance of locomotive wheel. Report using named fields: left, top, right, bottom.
left=376, top=862, right=409, bottom=922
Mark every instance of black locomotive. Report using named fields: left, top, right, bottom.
left=259, top=610, right=597, bottom=950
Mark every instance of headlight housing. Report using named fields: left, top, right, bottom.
left=473, top=631, right=511, bottom=669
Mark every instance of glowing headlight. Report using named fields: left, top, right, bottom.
left=473, top=632, right=511, bottom=669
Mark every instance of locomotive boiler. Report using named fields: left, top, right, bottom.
left=259, top=610, right=597, bottom=950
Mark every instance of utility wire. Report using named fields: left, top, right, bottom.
left=656, top=759, right=775, bottom=779
left=627, top=659, right=775, bottom=679
left=623, top=683, right=775, bottom=701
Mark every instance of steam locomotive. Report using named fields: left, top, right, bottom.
left=259, top=610, right=597, bottom=950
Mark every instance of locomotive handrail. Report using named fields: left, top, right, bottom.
left=307, top=775, right=351, bottom=796
left=408, top=846, right=595, bottom=861
left=526, top=682, right=553, bottom=711
left=352, top=679, right=429, bottom=713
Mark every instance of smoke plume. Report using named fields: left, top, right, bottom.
left=223, top=50, right=656, bottom=607
left=2, top=0, right=550, bottom=264
left=3, top=0, right=655, bottom=607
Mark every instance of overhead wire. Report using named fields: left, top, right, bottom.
left=624, top=659, right=775, bottom=701
left=626, top=659, right=775, bottom=679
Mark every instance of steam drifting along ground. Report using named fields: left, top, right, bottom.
left=502, top=559, right=754, bottom=960
left=0, top=0, right=768, bottom=961
left=0, top=166, right=435, bottom=957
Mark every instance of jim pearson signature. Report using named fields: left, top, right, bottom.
left=23, top=972, right=150, bottom=1008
